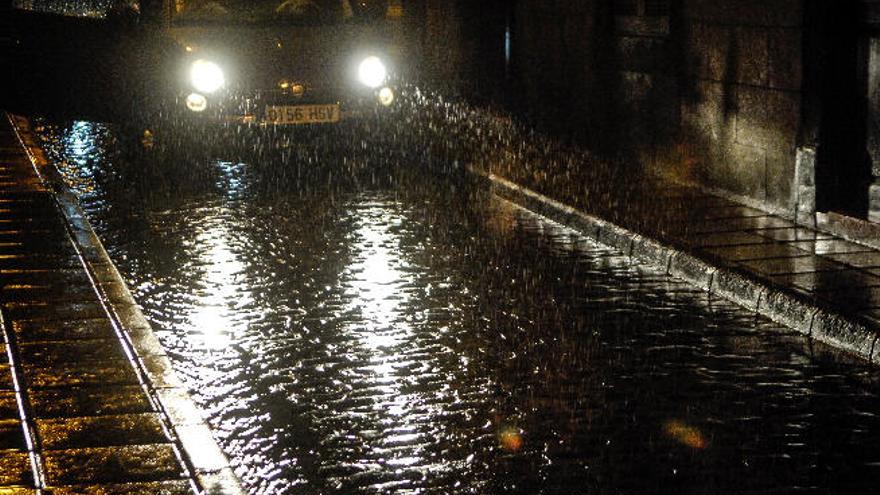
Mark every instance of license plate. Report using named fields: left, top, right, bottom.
left=264, top=104, right=340, bottom=124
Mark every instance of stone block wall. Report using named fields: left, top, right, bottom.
left=503, top=0, right=808, bottom=214
left=676, top=0, right=804, bottom=214
left=404, top=0, right=464, bottom=83
left=611, top=0, right=677, bottom=164
left=511, top=0, right=605, bottom=144
left=422, top=0, right=813, bottom=215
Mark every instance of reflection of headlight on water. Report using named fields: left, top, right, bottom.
left=190, top=59, right=225, bottom=94
left=358, top=56, right=386, bottom=88
left=186, top=93, right=207, bottom=112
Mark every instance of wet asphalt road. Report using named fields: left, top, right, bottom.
left=34, top=119, right=880, bottom=494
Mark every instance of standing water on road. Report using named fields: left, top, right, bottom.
left=36, top=119, right=880, bottom=494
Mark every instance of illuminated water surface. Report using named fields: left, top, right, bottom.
left=37, top=121, right=880, bottom=494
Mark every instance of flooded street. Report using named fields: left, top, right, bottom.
left=35, top=119, right=880, bottom=494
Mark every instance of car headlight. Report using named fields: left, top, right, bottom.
left=190, top=59, right=225, bottom=94
left=357, top=56, right=386, bottom=88
left=378, top=87, right=394, bottom=106
left=185, top=93, right=207, bottom=112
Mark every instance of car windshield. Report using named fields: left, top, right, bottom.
left=172, top=0, right=388, bottom=25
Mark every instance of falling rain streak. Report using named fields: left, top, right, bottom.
left=32, top=83, right=880, bottom=494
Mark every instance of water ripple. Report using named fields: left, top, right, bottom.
left=34, top=120, right=880, bottom=494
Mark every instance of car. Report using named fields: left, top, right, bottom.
left=164, top=0, right=407, bottom=127
left=5, top=0, right=409, bottom=131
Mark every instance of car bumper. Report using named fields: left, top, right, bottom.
left=178, top=86, right=395, bottom=126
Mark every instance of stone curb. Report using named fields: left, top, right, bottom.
left=7, top=113, right=247, bottom=495
left=472, top=168, right=880, bottom=364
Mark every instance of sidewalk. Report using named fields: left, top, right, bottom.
left=0, top=113, right=244, bottom=494
left=475, top=157, right=880, bottom=363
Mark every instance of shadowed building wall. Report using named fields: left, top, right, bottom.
left=674, top=0, right=805, bottom=215
left=438, top=0, right=877, bottom=221
left=514, top=0, right=809, bottom=215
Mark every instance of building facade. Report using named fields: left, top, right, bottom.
left=444, top=0, right=880, bottom=227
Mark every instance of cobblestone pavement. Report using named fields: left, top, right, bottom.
left=0, top=115, right=207, bottom=494
left=26, top=113, right=880, bottom=493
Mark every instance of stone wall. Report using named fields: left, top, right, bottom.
left=410, top=0, right=820, bottom=214
left=865, top=1, right=880, bottom=221
left=416, top=0, right=465, bottom=83
left=674, top=0, right=804, bottom=214
left=511, top=0, right=612, bottom=147
left=512, top=2, right=583, bottom=139
left=504, top=0, right=808, bottom=215
left=610, top=0, right=677, bottom=165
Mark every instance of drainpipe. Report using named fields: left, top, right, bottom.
left=795, top=0, right=824, bottom=227
left=794, top=147, right=817, bottom=226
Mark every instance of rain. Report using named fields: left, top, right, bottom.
left=5, top=1, right=880, bottom=494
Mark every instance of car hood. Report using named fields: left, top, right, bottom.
left=168, top=23, right=394, bottom=93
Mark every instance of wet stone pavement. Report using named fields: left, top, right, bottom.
left=33, top=120, right=880, bottom=494
left=398, top=87, right=880, bottom=352
left=0, top=117, right=203, bottom=493
left=485, top=161, right=880, bottom=336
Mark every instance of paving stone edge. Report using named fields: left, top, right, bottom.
left=470, top=167, right=880, bottom=365
left=6, top=113, right=248, bottom=495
